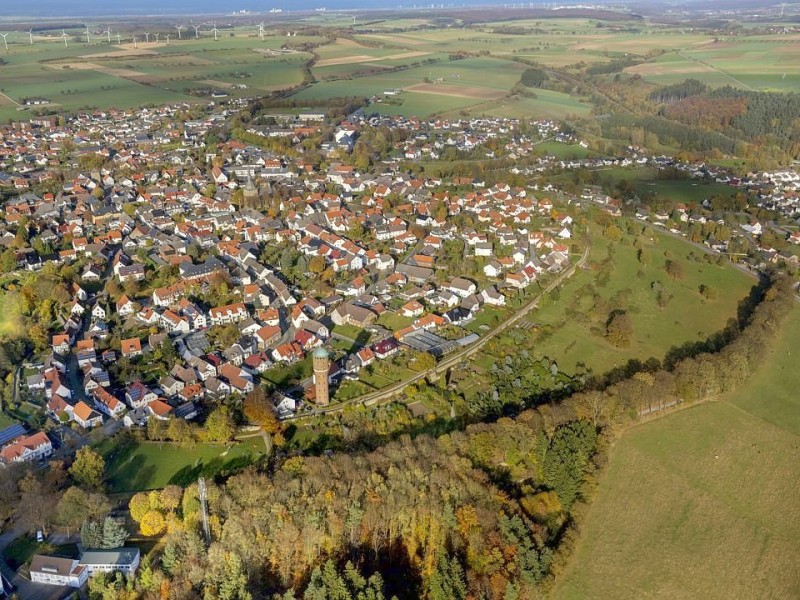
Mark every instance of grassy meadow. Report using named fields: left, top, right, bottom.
left=476, top=222, right=754, bottom=382
left=553, top=400, right=800, bottom=600
left=554, top=305, right=800, bottom=599
left=102, top=438, right=264, bottom=493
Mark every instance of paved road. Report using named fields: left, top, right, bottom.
left=287, top=241, right=591, bottom=420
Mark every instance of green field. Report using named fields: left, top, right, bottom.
left=554, top=304, right=800, bottom=599
left=296, top=56, right=528, bottom=116
left=443, top=88, right=592, bottom=120
left=102, top=439, right=264, bottom=493
left=626, top=37, right=800, bottom=92
left=554, top=400, right=800, bottom=600
left=0, top=33, right=311, bottom=121
left=477, top=224, right=754, bottom=381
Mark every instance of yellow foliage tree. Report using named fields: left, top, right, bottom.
left=140, top=510, right=166, bottom=537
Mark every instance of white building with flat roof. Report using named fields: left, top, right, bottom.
left=79, top=548, right=140, bottom=575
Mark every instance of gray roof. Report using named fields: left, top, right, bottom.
left=30, top=554, right=78, bottom=576
left=80, top=548, right=140, bottom=566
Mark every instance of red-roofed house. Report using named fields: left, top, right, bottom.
left=121, top=338, right=143, bottom=358
left=0, top=431, right=53, bottom=464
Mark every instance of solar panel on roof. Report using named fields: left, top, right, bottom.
left=0, top=423, right=27, bottom=447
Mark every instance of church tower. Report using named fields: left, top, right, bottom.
left=242, top=175, right=259, bottom=209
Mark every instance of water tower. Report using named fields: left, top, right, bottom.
left=312, top=347, right=330, bottom=406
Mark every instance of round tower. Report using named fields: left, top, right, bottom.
left=312, top=347, right=330, bottom=406
left=242, top=176, right=259, bottom=208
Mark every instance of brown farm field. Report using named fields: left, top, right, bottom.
left=405, top=82, right=507, bottom=100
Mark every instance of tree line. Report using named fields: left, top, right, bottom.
left=94, top=272, right=795, bottom=600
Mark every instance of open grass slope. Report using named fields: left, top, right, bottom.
left=725, top=304, right=800, bottom=437
left=0, top=290, right=24, bottom=338
left=496, top=223, right=753, bottom=378
left=103, top=439, right=264, bottom=493
left=553, top=399, right=800, bottom=600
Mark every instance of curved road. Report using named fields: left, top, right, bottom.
left=287, top=241, right=592, bottom=420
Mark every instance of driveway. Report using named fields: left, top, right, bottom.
left=0, top=527, right=78, bottom=600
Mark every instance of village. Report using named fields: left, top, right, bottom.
left=2, top=97, right=799, bottom=463
left=0, top=93, right=799, bottom=597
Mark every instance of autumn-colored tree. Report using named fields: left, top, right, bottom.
left=605, top=311, right=633, bottom=348
left=129, top=492, right=153, bottom=523
left=665, top=259, right=685, bottom=280
left=69, top=447, right=106, bottom=489
left=140, top=510, right=167, bottom=537
left=203, top=406, right=236, bottom=442
left=160, top=485, right=183, bottom=514
left=243, top=387, right=282, bottom=434
left=309, top=255, right=326, bottom=274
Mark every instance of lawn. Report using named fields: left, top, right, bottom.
left=331, top=323, right=368, bottom=342
left=554, top=396, right=800, bottom=599
left=377, top=311, right=413, bottom=332
left=102, top=439, right=264, bottom=493
left=0, top=411, right=19, bottom=429
left=3, top=535, right=79, bottom=569
left=262, top=355, right=313, bottom=388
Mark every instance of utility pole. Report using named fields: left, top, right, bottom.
left=198, top=477, right=211, bottom=545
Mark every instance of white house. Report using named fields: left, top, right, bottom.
left=30, top=555, right=89, bottom=588
left=0, top=431, right=53, bottom=465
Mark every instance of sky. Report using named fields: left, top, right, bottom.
left=1, top=0, right=560, bottom=17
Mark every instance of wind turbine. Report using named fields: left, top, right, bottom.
left=211, top=23, right=219, bottom=41
left=61, top=30, right=69, bottom=48
left=352, top=15, right=357, bottom=26
left=258, top=23, right=265, bottom=41
left=193, top=24, right=201, bottom=39
left=28, top=29, right=34, bottom=45
left=154, top=32, right=160, bottom=43
left=116, top=33, right=121, bottom=44
left=144, top=32, right=150, bottom=43
left=0, top=34, right=8, bottom=52
left=84, top=26, right=91, bottom=45
left=165, top=34, right=170, bottom=46
left=105, top=28, right=111, bottom=43
left=132, top=36, right=137, bottom=49
left=176, top=24, right=185, bottom=40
